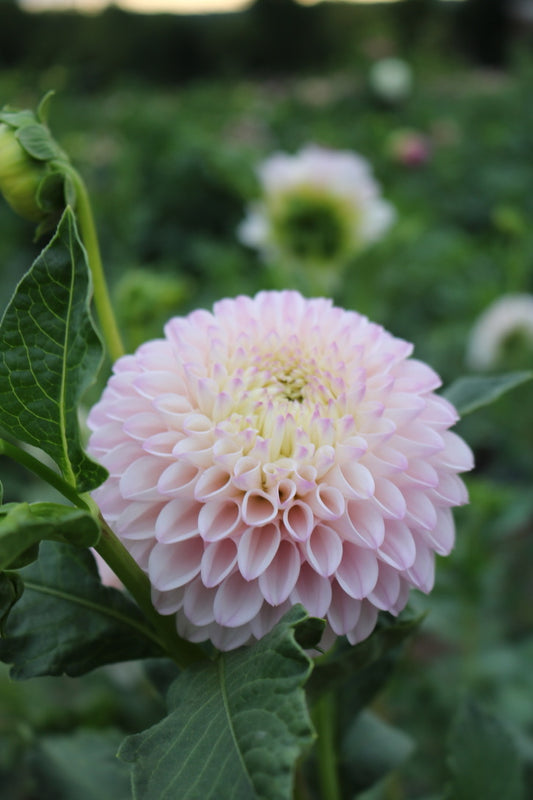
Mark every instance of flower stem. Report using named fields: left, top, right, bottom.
left=313, top=692, right=342, bottom=800
left=64, top=165, right=124, bottom=363
left=0, top=438, right=88, bottom=510
left=89, top=504, right=206, bottom=669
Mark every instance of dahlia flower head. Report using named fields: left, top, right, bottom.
left=88, top=291, right=473, bottom=652
left=466, top=294, right=533, bottom=371
left=238, top=145, right=395, bottom=266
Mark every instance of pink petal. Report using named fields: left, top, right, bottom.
left=242, top=490, right=278, bottom=526
left=198, top=499, right=242, bottom=542
left=151, top=586, right=185, bottom=615
left=283, top=501, right=315, bottom=542
left=122, top=412, right=163, bottom=441
left=378, top=520, right=416, bottom=570
left=338, top=500, right=386, bottom=549
left=372, top=478, right=407, bottom=519
left=134, top=370, right=187, bottom=399
left=148, top=539, right=203, bottom=590
left=100, top=441, right=144, bottom=476
left=119, top=456, right=167, bottom=501
left=291, top=563, right=332, bottom=618
left=435, top=431, right=474, bottom=472
left=368, top=563, right=401, bottom=611
left=183, top=577, right=217, bottom=626
left=307, top=485, right=345, bottom=521
left=431, top=473, right=469, bottom=506
left=201, top=539, right=238, bottom=587
left=305, top=524, right=343, bottom=577
left=327, top=582, right=362, bottom=635
left=336, top=542, right=379, bottom=599
left=419, top=506, right=455, bottom=556
left=404, top=489, right=438, bottom=531
left=258, top=540, right=300, bottom=605
left=237, top=524, right=281, bottom=581
left=116, top=502, right=162, bottom=540
left=346, top=601, right=379, bottom=645
left=405, top=539, right=435, bottom=593
left=155, top=498, right=201, bottom=543
left=214, top=573, right=263, bottom=627
left=194, top=465, right=233, bottom=501
left=158, top=460, right=199, bottom=496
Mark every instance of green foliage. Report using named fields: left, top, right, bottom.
left=308, top=609, right=423, bottom=707
left=340, top=710, right=414, bottom=794
left=444, top=700, right=525, bottom=800
left=0, top=542, right=162, bottom=679
left=0, top=208, right=107, bottom=494
left=444, top=372, right=533, bottom=416
left=31, top=729, right=131, bottom=800
left=0, top=501, right=100, bottom=570
left=120, top=606, right=320, bottom=800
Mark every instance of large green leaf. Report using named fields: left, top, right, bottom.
left=119, top=606, right=321, bottom=800
left=444, top=700, right=524, bottom=800
left=0, top=541, right=162, bottom=679
left=31, top=729, right=131, bottom=800
left=0, top=571, right=23, bottom=635
left=443, top=372, right=533, bottom=416
left=0, top=501, right=100, bottom=570
left=0, top=207, right=107, bottom=493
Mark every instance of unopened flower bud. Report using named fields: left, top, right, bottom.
left=0, top=122, right=47, bottom=222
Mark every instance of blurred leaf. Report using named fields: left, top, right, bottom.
left=31, top=729, right=131, bottom=800
left=0, top=207, right=107, bottom=493
left=340, top=710, right=415, bottom=793
left=0, top=541, right=162, bottom=679
left=0, top=502, right=100, bottom=570
left=443, top=372, right=533, bottom=416
left=119, top=606, right=319, bottom=800
left=444, top=700, right=524, bottom=800
left=307, top=609, right=423, bottom=708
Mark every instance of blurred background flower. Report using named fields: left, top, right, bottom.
left=466, top=293, right=533, bottom=371
left=238, top=144, right=395, bottom=292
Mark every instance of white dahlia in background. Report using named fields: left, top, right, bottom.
left=238, top=145, right=395, bottom=269
left=88, top=291, right=473, bottom=652
left=466, top=294, right=533, bottom=371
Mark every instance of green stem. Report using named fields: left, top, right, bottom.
left=0, top=438, right=88, bottom=510
left=64, top=165, right=124, bottom=363
left=90, top=504, right=206, bottom=670
left=0, top=437, right=207, bottom=670
left=313, top=692, right=342, bottom=800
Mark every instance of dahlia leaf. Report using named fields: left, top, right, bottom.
left=444, top=700, right=524, bottom=800
left=443, top=371, right=533, bottom=416
left=0, top=501, right=100, bottom=570
left=0, top=570, right=24, bottom=635
left=340, top=710, right=414, bottom=793
left=0, top=541, right=163, bottom=678
left=31, top=729, right=131, bottom=800
left=0, top=206, right=107, bottom=493
left=119, top=606, right=320, bottom=800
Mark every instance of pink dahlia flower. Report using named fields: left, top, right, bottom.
left=87, top=291, right=473, bottom=651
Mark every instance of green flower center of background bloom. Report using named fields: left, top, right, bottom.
left=271, top=188, right=356, bottom=263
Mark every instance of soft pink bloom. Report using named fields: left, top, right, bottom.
left=387, top=129, right=432, bottom=168
left=88, top=291, right=473, bottom=651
